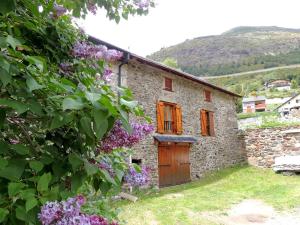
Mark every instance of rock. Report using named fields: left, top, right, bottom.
left=273, top=155, right=300, bottom=173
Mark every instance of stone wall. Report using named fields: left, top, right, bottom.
left=245, top=126, right=300, bottom=168
left=116, top=59, right=246, bottom=187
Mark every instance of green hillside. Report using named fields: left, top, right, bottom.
left=149, top=26, right=300, bottom=76
left=206, top=68, right=300, bottom=98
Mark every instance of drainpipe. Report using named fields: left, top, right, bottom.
left=118, top=52, right=130, bottom=100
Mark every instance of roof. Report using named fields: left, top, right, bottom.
left=242, top=96, right=266, bottom=103
left=153, top=135, right=197, bottom=143
left=275, top=93, right=300, bottom=110
left=88, top=36, right=241, bottom=98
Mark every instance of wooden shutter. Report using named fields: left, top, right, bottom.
left=175, top=105, right=183, bottom=134
left=157, top=101, right=164, bottom=134
left=204, top=90, right=211, bottom=102
left=200, top=110, right=208, bottom=136
left=164, top=78, right=173, bottom=91
left=209, top=112, right=215, bottom=136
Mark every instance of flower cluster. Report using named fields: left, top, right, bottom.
left=134, top=0, right=150, bottom=9
left=100, top=121, right=154, bottom=152
left=52, top=4, right=67, bottom=18
left=98, top=161, right=115, bottom=177
left=72, top=42, right=123, bottom=61
left=103, top=68, right=113, bottom=82
left=124, top=165, right=151, bottom=187
left=39, top=195, right=118, bottom=225
left=87, top=2, right=97, bottom=15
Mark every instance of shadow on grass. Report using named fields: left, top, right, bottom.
left=114, top=164, right=250, bottom=207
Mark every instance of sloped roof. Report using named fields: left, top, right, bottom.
left=275, top=93, right=300, bottom=110
left=89, top=36, right=241, bottom=98
left=242, top=96, right=266, bottom=103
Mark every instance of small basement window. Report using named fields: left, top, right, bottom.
left=132, top=159, right=142, bottom=165
left=164, top=77, right=173, bottom=91
left=204, top=90, right=212, bottom=102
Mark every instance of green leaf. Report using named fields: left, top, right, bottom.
left=62, top=97, right=84, bottom=111
left=68, top=153, right=82, bottom=171
left=8, top=182, right=25, bottom=197
left=0, top=208, right=9, bottom=223
left=19, top=189, right=36, bottom=200
left=11, top=144, right=30, bottom=155
left=84, top=161, right=98, bottom=176
left=133, top=163, right=142, bottom=173
left=0, top=141, right=9, bottom=155
left=71, top=172, right=86, bottom=192
left=0, top=99, right=28, bottom=114
left=26, top=56, right=46, bottom=72
left=92, top=109, right=109, bottom=139
left=120, top=98, right=138, bottom=109
left=85, top=92, right=101, bottom=105
left=0, top=67, right=11, bottom=87
left=25, top=197, right=38, bottom=212
left=26, top=76, right=44, bottom=92
left=29, top=161, right=43, bottom=172
left=0, top=159, right=26, bottom=181
left=15, top=206, right=26, bottom=221
left=80, top=117, right=94, bottom=138
left=6, top=35, right=21, bottom=49
left=37, top=173, right=52, bottom=193
left=50, top=113, right=74, bottom=130
left=0, top=157, right=8, bottom=170
left=100, top=169, right=116, bottom=185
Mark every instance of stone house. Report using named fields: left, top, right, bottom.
left=242, top=96, right=266, bottom=113
left=90, top=37, right=246, bottom=187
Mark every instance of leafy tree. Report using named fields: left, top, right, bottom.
left=162, top=57, right=181, bottom=70
left=291, top=79, right=298, bottom=89
left=0, top=0, right=154, bottom=224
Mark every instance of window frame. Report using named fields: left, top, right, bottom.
left=204, top=90, right=212, bottom=102
left=163, top=102, right=176, bottom=134
left=164, top=77, right=173, bottom=92
left=200, top=109, right=215, bottom=137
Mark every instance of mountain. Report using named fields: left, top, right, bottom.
left=148, top=26, right=300, bottom=77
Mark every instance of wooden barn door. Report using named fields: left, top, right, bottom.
left=158, top=143, right=191, bottom=187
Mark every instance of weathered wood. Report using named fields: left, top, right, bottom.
left=119, top=192, right=138, bottom=202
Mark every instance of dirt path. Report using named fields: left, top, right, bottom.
left=202, top=199, right=300, bottom=225
left=204, top=64, right=300, bottom=79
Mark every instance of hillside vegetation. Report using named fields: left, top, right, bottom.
left=149, top=26, right=300, bottom=76
left=206, top=68, right=300, bottom=97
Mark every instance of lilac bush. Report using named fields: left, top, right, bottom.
left=100, top=121, right=154, bottom=152
left=72, top=42, right=123, bottom=61
left=39, top=195, right=118, bottom=225
left=124, top=165, right=151, bottom=187
left=134, top=0, right=150, bottom=9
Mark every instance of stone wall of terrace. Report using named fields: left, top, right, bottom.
left=245, top=126, right=300, bottom=167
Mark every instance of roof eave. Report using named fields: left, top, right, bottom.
left=88, top=36, right=241, bottom=98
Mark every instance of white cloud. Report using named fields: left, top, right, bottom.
left=79, top=0, right=300, bottom=56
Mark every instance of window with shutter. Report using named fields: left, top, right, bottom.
left=164, top=78, right=173, bottom=91
left=157, top=101, right=183, bottom=134
left=200, top=109, right=215, bottom=136
left=204, top=90, right=212, bottom=102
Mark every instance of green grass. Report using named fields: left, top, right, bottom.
left=109, top=166, right=300, bottom=225
left=238, top=111, right=278, bottom=119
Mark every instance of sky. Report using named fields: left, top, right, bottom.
left=79, top=0, right=300, bottom=57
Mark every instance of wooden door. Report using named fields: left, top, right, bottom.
left=158, top=143, right=191, bottom=187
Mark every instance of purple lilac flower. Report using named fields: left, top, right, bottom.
left=38, top=201, right=62, bottom=225
left=103, top=68, right=113, bottom=82
left=87, top=2, right=97, bottom=15
left=39, top=196, right=118, bottom=225
left=124, top=165, right=151, bottom=187
left=72, top=42, right=123, bottom=61
left=59, top=62, right=73, bottom=75
left=53, top=4, right=67, bottom=17
left=100, top=121, right=154, bottom=152
left=98, top=161, right=115, bottom=177
left=134, top=0, right=150, bottom=9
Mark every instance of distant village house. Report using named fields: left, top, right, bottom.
left=265, top=79, right=291, bottom=91
left=242, top=96, right=266, bottom=113
left=276, top=93, right=300, bottom=118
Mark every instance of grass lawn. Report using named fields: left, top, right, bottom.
left=111, top=166, right=300, bottom=225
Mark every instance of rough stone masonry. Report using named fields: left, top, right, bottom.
left=245, top=126, right=300, bottom=168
